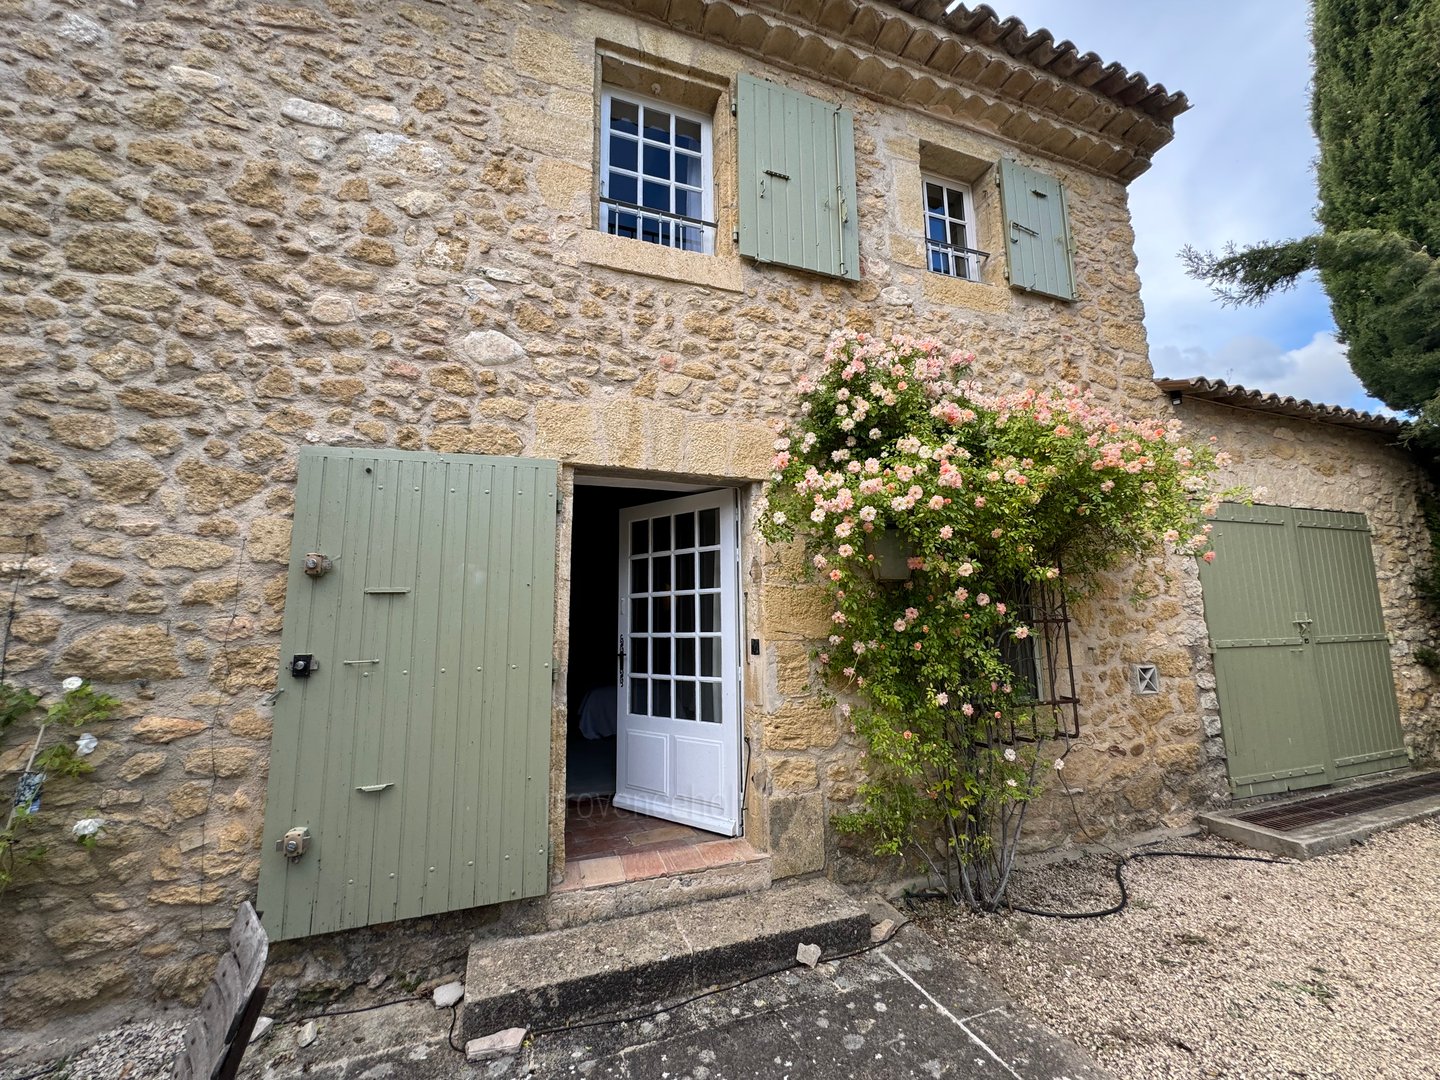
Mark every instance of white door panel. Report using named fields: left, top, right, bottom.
left=614, top=490, right=741, bottom=835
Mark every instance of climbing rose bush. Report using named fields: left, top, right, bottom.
left=760, top=332, right=1225, bottom=909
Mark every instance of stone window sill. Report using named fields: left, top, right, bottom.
left=921, top=270, right=1009, bottom=315
left=580, top=230, right=744, bottom=293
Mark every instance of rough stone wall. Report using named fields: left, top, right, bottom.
left=1, top=0, right=1416, bottom=1044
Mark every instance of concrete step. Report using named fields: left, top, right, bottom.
left=461, top=878, right=870, bottom=1041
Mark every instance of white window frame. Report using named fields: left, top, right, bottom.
left=600, top=89, right=715, bottom=256
left=923, top=175, right=979, bottom=281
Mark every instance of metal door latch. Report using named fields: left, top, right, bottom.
left=289, top=654, right=317, bottom=678
left=276, top=827, right=310, bottom=861
left=303, top=552, right=333, bottom=578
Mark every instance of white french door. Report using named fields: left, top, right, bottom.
left=614, top=490, right=741, bottom=835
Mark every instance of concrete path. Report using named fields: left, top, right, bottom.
left=243, top=927, right=1110, bottom=1079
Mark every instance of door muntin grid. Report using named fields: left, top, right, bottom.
left=627, top=505, right=724, bottom=725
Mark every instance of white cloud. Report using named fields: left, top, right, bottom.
left=1152, top=331, right=1386, bottom=412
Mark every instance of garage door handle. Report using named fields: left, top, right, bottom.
left=356, top=783, right=394, bottom=793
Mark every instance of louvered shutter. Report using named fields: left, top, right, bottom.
left=998, top=158, right=1077, bottom=301
left=736, top=73, right=860, bottom=281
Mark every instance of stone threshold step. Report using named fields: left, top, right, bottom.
left=461, top=878, right=869, bottom=1041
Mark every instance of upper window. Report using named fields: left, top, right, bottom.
left=924, top=176, right=979, bottom=281
left=600, top=90, right=714, bottom=255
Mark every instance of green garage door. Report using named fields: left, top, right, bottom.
left=257, top=448, right=558, bottom=941
left=1200, top=504, right=1407, bottom=798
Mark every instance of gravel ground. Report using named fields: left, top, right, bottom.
left=917, top=819, right=1440, bottom=1080
left=0, top=1020, right=184, bottom=1080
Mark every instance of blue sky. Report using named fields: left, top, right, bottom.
left=1001, top=1, right=1385, bottom=413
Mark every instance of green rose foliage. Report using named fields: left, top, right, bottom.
left=759, top=333, right=1224, bottom=905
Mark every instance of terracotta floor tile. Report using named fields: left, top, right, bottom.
left=627, top=824, right=702, bottom=847
left=553, top=861, right=585, bottom=893
left=697, top=839, right=752, bottom=868
left=575, top=856, right=625, bottom=888
left=659, top=846, right=709, bottom=873
left=620, top=850, right=667, bottom=882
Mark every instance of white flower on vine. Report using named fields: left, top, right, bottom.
left=1053, top=758, right=1066, bottom=771
left=1003, top=747, right=1017, bottom=762
left=1005, top=778, right=1017, bottom=788
left=76, top=734, right=98, bottom=756
left=62, top=676, right=83, bottom=693
left=72, top=818, right=104, bottom=839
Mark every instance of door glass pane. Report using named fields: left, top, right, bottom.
left=653, top=678, right=671, bottom=718
left=699, top=508, right=719, bottom=546
left=700, top=682, right=721, bottom=724
left=676, top=637, right=696, bottom=676
left=653, top=516, right=671, bottom=551
left=699, top=594, right=717, bottom=632
left=652, top=596, right=671, bottom=633
left=630, top=677, right=647, bottom=713
left=631, top=558, right=647, bottom=594
left=699, top=550, right=718, bottom=589
left=652, top=638, right=671, bottom=675
left=652, top=554, right=671, bottom=592
left=675, top=512, right=695, bottom=550
left=630, top=518, right=648, bottom=555
left=630, top=597, right=648, bottom=633
left=632, top=636, right=648, bottom=674
left=676, top=552, right=695, bottom=591
left=700, top=636, right=720, bottom=677
left=676, top=594, right=696, bottom=633
left=677, top=680, right=697, bottom=721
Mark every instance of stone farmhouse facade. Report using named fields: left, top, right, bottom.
left=0, top=0, right=1433, bottom=1043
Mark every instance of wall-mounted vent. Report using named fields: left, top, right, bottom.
left=1134, top=663, right=1160, bottom=695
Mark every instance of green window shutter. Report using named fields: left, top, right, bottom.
left=998, top=158, right=1076, bottom=301
left=736, top=73, right=860, bottom=281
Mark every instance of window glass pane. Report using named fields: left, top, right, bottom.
left=642, top=144, right=671, bottom=182
left=676, top=680, right=697, bottom=721
left=679, top=225, right=704, bottom=252
left=630, top=558, right=647, bottom=594
left=652, top=516, right=671, bottom=551
left=673, top=187, right=698, bottom=219
left=642, top=108, right=671, bottom=143
left=675, top=117, right=702, bottom=151
left=642, top=180, right=669, bottom=213
left=927, top=215, right=947, bottom=243
left=700, top=681, right=721, bottom=724
left=699, top=508, right=719, bottom=546
left=699, top=550, right=718, bottom=589
left=652, top=595, right=671, bottom=634
left=611, top=99, right=639, bottom=135
left=925, top=182, right=944, bottom=212
left=652, top=638, right=671, bottom=675
left=699, top=593, right=717, bottom=632
left=653, top=678, right=671, bottom=718
left=652, top=554, right=671, bottom=592
left=676, top=637, right=696, bottom=676
left=609, top=173, right=637, bottom=205
left=609, top=209, right=638, bottom=239
left=676, top=594, right=696, bottom=632
left=641, top=215, right=664, bottom=245
left=675, top=512, right=695, bottom=550
left=945, top=186, right=965, bottom=218
left=632, top=636, right=648, bottom=674
left=609, top=134, right=637, bottom=173
left=631, top=597, right=648, bottom=633
left=630, top=677, right=647, bottom=714
left=630, top=519, right=649, bottom=555
left=700, top=636, right=721, bottom=677
left=929, top=248, right=949, bottom=275
left=674, top=153, right=702, bottom=188
left=949, top=220, right=968, bottom=250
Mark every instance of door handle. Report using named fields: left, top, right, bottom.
left=618, top=635, right=626, bottom=687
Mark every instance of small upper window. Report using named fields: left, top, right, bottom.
left=923, top=177, right=979, bottom=281
left=600, top=90, right=714, bottom=255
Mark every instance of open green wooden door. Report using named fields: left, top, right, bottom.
left=257, top=448, right=558, bottom=941
left=1200, top=504, right=1406, bottom=798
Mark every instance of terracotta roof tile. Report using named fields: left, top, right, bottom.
left=1155, top=377, right=1403, bottom=434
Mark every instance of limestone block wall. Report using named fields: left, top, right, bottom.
left=0, top=0, right=1374, bottom=1041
